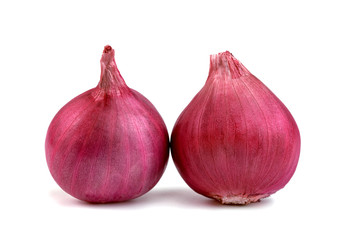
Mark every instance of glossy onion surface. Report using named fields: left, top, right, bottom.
left=171, top=51, right=300, bottom=205
left=46, top=46, right=169, bottom=203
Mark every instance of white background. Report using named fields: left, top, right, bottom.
left=0, top=0, right=359, bottom=239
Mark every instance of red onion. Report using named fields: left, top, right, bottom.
left=171, top=51, right=300, bottom=205
left=45, top=46, right=169, bottom=203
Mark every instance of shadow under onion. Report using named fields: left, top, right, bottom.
left=49, top=187, right=274, bottom=209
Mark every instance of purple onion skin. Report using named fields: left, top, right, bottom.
left=45, top=46, right=169, bottom=203
left=171, top=51, right=300, bottom=205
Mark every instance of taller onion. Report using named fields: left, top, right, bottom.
left=45, top=46, right=169, bottom=203
left=171, top=51, right=300, bottom=205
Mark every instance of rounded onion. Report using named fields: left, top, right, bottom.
left=45, top=46, right=169, bottom=203
left=171, top=51, right=300, bottom=205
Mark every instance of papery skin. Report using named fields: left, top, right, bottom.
left=45, top=46, right=169, bottom=203
left=171, top=51, right=300, bottom=205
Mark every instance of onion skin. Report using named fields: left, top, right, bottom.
left=171, top=51, right=300, bottom=205
left=45, top=46, right=169, bottom=203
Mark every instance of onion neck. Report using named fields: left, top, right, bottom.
left=98, top=45, right=129, bottom=95
left=207, top=51, right=249, bottom=84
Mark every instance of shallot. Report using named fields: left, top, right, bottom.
left=171, top=51, right=300, bottom=205
left=45, top=46, right=169, bottom=203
